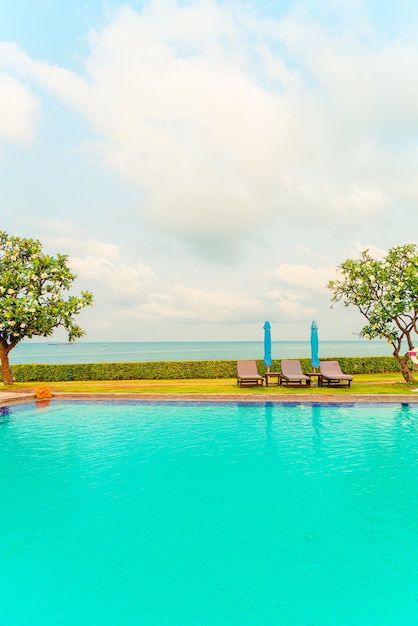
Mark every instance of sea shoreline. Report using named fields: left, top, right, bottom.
left=12, top=339, right=393, bottom=365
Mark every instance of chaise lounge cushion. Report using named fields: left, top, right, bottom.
left=319, top=361, right=353, bottom=387
left=280, top=360, right=311, bottom=386
left=237, top=360, right=264, bottom=387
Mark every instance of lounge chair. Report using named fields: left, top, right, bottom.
left=319, top=361, right=353, bottom=388
left=280, top=360, right=311, bottom=387
left=237, top=360, right=264, bottom=387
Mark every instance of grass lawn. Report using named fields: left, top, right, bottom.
left=6, top=372, right=418, bottom=395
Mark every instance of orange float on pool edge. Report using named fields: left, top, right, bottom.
left=36, top=386, right=52, bottom=399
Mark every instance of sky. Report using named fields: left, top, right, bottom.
left=1, top=0, right=418, bottom=343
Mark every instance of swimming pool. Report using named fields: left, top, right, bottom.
left=1, top=400, right=417, bottom=625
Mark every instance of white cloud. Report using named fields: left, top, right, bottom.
left=5, top=1, right=417, bottom=256
left=349, top=242, right=387, bottom=260
left=42, top=226, right=121, bottom=261
left=266, top=289, right=317, bottom=321
left=70, top=255, right=157, bottom=304
left=0, top=42, right=89, bottom=110
left=73, top=240, right=121, bottom=261
left=332, top=186, right=387, bottom=222
left=0, top=71, right=39, bottom=143
left=125, top=283, right=264, bottom=324
left=60, top=234, right=264, bottom=325
left=270, top=264, right=336, bottom=293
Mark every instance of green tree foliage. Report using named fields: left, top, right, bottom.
left=0, top=232, right=94, bottom=385
left=328, top=243, right=418, bottom=383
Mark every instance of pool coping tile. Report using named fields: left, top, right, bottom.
left=2, top=390, right=418, bottom=406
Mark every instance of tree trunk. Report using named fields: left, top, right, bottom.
left=394, top=351, right=416, bottom=384
left=0, top=349, right=13, bottom=385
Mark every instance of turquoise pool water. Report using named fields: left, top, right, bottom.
left=0, top=400, right=417, bottom=625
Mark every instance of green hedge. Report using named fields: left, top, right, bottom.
left=270, top=357, right=400, bottom=375
left=297, top=357, right=400, bottom=375
left=10, top=356, right=401, bottom=382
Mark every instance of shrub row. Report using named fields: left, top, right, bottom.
left=272, top=357, right=400, bottom=375
left=10, top=356, right=400, bottom=382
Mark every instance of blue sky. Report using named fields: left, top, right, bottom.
left=1, top=0, right=418, bottom=343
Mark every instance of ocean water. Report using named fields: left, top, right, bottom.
left=0, top=400, right=417, bottom=625
left=11, top=340, right=393, bottom=365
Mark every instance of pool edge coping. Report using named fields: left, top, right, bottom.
left=2, top=390, right=418, bottom=406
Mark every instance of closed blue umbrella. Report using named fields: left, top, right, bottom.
left=263, top=321, right=272, bottom=372
left=310, top=320, right=320, bottom=371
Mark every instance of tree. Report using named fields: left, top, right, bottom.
left=328, top=243, right=418, bottom=384
left=0, top=232, right=94, bottom=385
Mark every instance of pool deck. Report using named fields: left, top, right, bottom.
left=2, top=389, right=418, bottom=405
